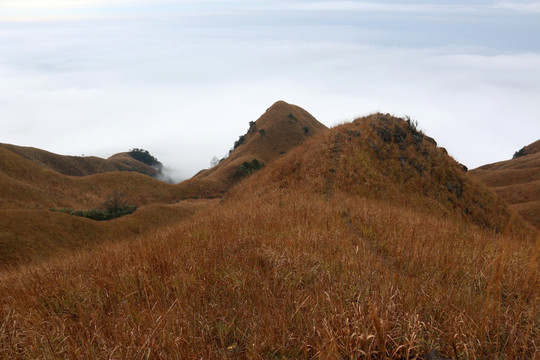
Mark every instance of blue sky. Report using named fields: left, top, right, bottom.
left=1, top=1, right=539, bottom=179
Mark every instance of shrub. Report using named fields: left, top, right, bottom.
left=129, top=148, right=162, bottom=169
left=50, top=191, right=136, bottom=221
left=235, top=159, right=265, bottom=179
left=513, top=147, right=526, bottom=159
left=249, top=121, right=256, bottom=132
left=234, top=135, right=245, bottom=149
left=51, top=206, right=136, bottom=221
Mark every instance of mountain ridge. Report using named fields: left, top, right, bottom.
left=0, top=143, right=159, bottom=177
left=471, top=139, right=540, bottom=229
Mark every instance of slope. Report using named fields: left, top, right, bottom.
left=0, top=101, right=324, bottom=266
left=470, top=139, right=540, bottom=229
left=0, top=200, right=215, bottom=267
left=0, top=146, right=176, bottom=210
left=194, top=100, right=327, bottom=184
left=0, top=113, right=537, bottom=359
left=229, top=113, right=524, bottom=232
left=0, top=143, right=159, bottom=177
left=0, top=146, right=219, bottom=266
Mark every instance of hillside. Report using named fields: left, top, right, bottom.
left=0, top=200, right=216, bottom=267
left=0, top=101, right=325, bottom=267
left=0, top=145, right=220, bottom=266
left=229, top=113, right=524, bottom=232
left=470, top=139, right=540, bottom=229
left=0, top=112, right=537, bottom=358
left=0, top=143, right=159, bottom=177
left=194, top=100, right=327, bottom=184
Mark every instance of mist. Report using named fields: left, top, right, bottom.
left=1, top=0, right=539, bottom=177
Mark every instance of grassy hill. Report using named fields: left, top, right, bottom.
left=194, top=100, right=327, bottom=185
left=471, top=139, right=540, bottom=229
left=0, top=140, right=229, bottom=268
left=0, top=111, right=537, bottom=358
left=0, top=101, right=323, bottom=267
left=0, top=143, right=159, bottom=177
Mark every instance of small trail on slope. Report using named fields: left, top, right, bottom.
left=324, top=133, right=345, bottom=200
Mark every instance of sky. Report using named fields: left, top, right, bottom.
left=1, top=0, right=539, bottom=181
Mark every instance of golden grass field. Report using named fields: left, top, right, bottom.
left=0, top=105, right=538, bottom=359
left=471, top=140, right=540, bottom=229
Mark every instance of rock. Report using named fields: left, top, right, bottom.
left=412, top=134, right=424, bottom=145
left=393, top=125, right=408, bottom=144
left=456, top=182, right=463, bottom=198
left=346, top=129, right=361, bottom=138
left=376, top=127, right=392, bottom=142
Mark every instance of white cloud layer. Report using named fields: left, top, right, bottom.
left=0, top=1, right=539, bottom=179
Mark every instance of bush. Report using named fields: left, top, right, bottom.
left=50, top=191, right=136, bottom=221
left=51, top=206, right=136, bottom=221
left=234, top=135, right=246, bottom=149
left=129, top=148, right=162, bottom=169
left=513, top=147, right=526, bottom=159
left=249, top=121, right=256, bottom=132
left=229, top=134, right=247, bottom=155
left=235, top=159, right=265, bottom=179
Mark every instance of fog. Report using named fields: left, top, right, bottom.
left=1, top=0, right=539, bottom=180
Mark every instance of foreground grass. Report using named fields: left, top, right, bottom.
left=1, top=189, right=538, bottom=359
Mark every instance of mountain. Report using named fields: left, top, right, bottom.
left=0, top=143, right=159, bottom=177
left=0, top=144, right=221, bottom=265
left=228, top=113, right=525, bottom=232
left=470, top=139, right=540, bottom=229
left=0, top=110, right=536, bottom=358
left=194, top=100, right=327, bottom=184
left=0, top=101, right=325, bottom=267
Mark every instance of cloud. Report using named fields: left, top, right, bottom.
left=0, top=2, right=539, bottom=176
left=279, top=1, right=540, bottom=14
left=493, top=1, right=540, bottom=12
left=286, top=2, right=474, bottom=13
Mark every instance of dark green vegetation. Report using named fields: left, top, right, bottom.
left=513, top=146, right=526, bottom=158
left=129, top=148, right=162, bottom=169
left=235, top=158, right=265, bottom=179
left=52, top=205, right=136, bottom=221
left=51, top=191, right=137, bottom=221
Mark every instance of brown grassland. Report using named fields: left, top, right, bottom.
left=0, top=143, right=160, bottom=177
left=194, top=100, right=327, bottom=185
left=471, top=139, right=540, bottom=229
left=0, top=112, right=539, bottom=359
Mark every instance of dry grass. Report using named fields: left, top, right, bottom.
left=0, top=143, right=159, bottom=177
left=0, top=200, right=218, bottom=269
left=194, top=100, right=327, bottom=185
left=471, top=143, right=540, bottom=229
left=0, top=114, right=538, bottom=358
left=0, top=188, right=538, bottom=359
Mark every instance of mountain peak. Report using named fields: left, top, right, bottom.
left=193, top=101, right=327, bottom=184
left=228, top=112, right=522, bottom=233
